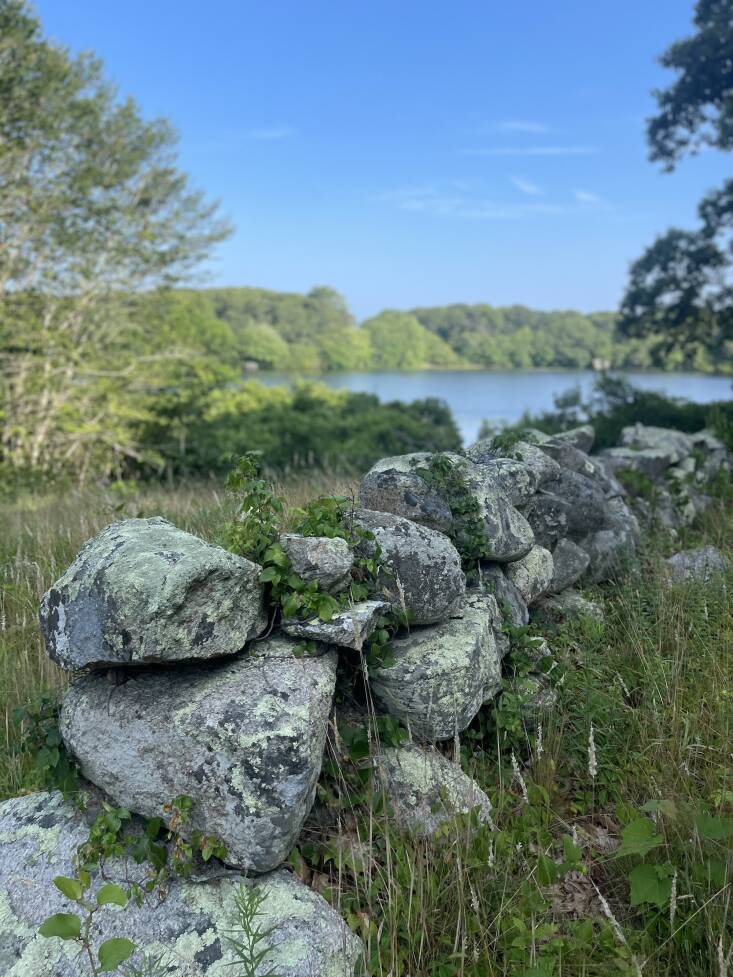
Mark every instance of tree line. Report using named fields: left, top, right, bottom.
left=149, top=287, right=732, bottom=375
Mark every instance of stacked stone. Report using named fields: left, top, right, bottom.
left=597, top=423, right=730, bottom=532
left=3, top=421, right=729, bottom=976
left=2, top=517, right=362, bottom=977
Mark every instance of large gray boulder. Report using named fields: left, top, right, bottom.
left=354, top=509, right=465, bottom=625
left=532, top=589, right=604, bottom=625
left=480, top=563, right=529, bottom=627
left=40, top=518, right=267, bottom=671
left=370, top=594, right=503, bottom=741
left=504, top=545, right=554, bottom=605
left=60, top=636, right=336, bottom=873
left=542, top=469, right=610, bottom=535
left=619, top=423, right=693, bottom=462
left=360, top=453, right=534, bottom=564
left=508, top=440, right=561, bottom=485
left=540, top=438, right=624, bottom=497
left=666, top=546, right=729, bottom=583
left=282, top=599, right=389, bottom=650
left=279, top=534, right=353, bottom=593
left=0, top=791, right=362, bottom=977
left=549, top=538, right=591, bottom=593
left=578, top=527, right=635, bottom=583
left=461, top=450, right=540, bottom=505
left=359, top=454, right=453, bottom=533
left=598, top=447, right=673, bottom=481
left=548, top=425, right=595, bottom=453
left=521, top=491, right=570, bottom=548
left=376, top=743, right=493, bottom=837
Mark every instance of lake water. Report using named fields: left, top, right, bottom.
left=259, top=370, right=732, bottom=445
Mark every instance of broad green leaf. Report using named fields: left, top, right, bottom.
left=259, top=566, right=280, bottom=583
left=629, top=863, right=674, bottom=907
left=618, top=818, right=663, bottom=857
left=537, top=853, right=558, bottom=885
left=694, top=813, right=733, bottom=840
left=39, top=913, right=81, bottom=940
left=98, top=937, right=136, bottom=971
left=96, top=883, right=128, bottom=907
left=641, top=798, right=677, bottom=819
left=53, top=876, right=82, bottom=901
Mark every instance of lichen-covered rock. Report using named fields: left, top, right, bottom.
left=521, top=491, right=570, bottom=547
left=605, top=496, right=641, bottom=541
left=480, top=563, right=529, bottom=627
left=619, top=423, right=692, bottom=462
left=509, top=440, right=562, bottom=485
left=279, top=534, right=353, bottom=594
left=504, top=545, right=554, bottom=605
left=472, top=485, right=535, bottom=563
left=282, top=599, right=389, bottom=650
left=540, top=439, right=625, bottom=497
left=598, top=446, right=673, bottom=481
left=549, top=538, right=590, bottom=593
left=577, top=527, right=635, bottom=583
left=361, top=453, right=534, bottom=564
left=0, top=791, right=363, bottom=977
left=542, top=470, right=610, bottom=535
left=548, top=424, right=595, bottom=453
left=60, top=636, right=336, bottom=873
left=666, top=546, right=729, bottom=583
left=354, top=510, right=465, bottom=625
left=359, top=454, right=453, bottom=533
left=370, top=594, right=502, bottom=741
left=376, top=744, right=493, bottom=837
left=462, top=451, right=540, bottom=505
left=532, top=590, right=604, bottom=625
left=40, top=518, right=267, bottom=671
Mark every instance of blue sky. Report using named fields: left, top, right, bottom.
left=36, top=0, right=730, bottom=319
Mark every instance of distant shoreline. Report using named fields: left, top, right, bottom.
left=248, top=365, right=733, bottom=380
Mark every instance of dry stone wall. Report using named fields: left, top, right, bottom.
left=2, top=422, right=730, bottom=977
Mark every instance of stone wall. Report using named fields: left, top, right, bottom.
left=1, top=422, right=729, bottom=976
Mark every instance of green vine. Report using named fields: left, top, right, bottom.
left=412, top=453, right=488, bottom=580
left=224, top=453, right=404, bottom=666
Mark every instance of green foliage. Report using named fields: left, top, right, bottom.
left=412, top=454, right=488, bottom=578
left=496, top=373, right=733, bottom=451
left=620, top=0, right=733, bottom=353
left=223, top=454, right=404, bottom=667
left=224, top=884, right=282, bottom=977
left=12, top=695, right=79, bottom=796
left=39, top=873, right=135, bottom=975
left=0, top=0, right=230, bottom=481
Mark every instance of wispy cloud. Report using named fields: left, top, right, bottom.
left=510, top=175, right=543, bottom=195
left=575, top=188, right=602, bottom=204
left=463, top=145, right=599, bottom=157
left=379, top=185, right=566, bottom=220
left=244, top=126, right=295, bottom=140
left=497, top=120, right=552, bottom=134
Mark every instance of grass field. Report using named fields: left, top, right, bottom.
left=1, top=474, right=731, bottom=976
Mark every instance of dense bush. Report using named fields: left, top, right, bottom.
left=139, top=381, right=461, bottom=478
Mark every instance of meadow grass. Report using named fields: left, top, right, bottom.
left=1, top=475, right=731, bottom=976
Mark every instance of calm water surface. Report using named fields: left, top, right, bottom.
left=260, top=370, right=732, bottom=445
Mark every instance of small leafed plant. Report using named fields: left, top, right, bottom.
left=39, top=874, right=135, bottom=974
left=225, top=884, right=282, bottom=977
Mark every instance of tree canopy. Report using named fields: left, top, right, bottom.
left=619, top=0, right=733, bottom=358
left=0, top=0, right=230, bottom=478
